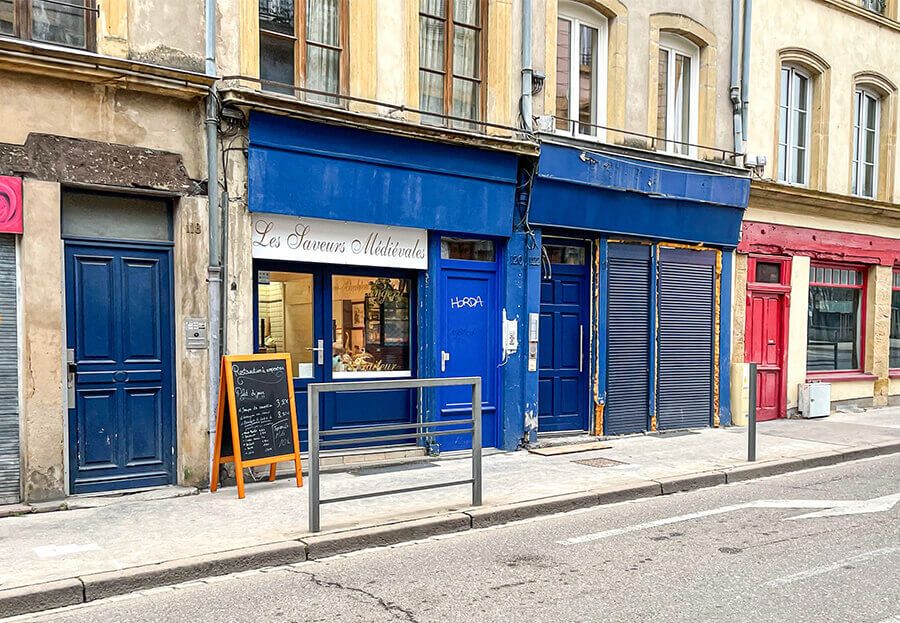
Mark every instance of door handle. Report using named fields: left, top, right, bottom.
left=579, top=325, right=584, bottom=373
left=66, top=348, right=76, bottom=407
left=441, top=350, right=451, bottom=373
left=305, top=339, right=325, bottom=365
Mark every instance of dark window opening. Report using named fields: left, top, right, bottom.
left=1, top=0, right=96, bottom=50
left=441, top=237, right=495, bottom=261
left=754, top=261, right=782, bottom=284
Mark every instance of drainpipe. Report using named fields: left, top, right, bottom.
left=730, top=0, right=743, bottom=155
left=740, top=0, right=753, bottom=151
left=520, top=0, right=533, bottom=132
left=205, top=0, right=222, bottom=482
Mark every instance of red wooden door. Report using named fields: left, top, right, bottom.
left=746, top=291, right=786, bottom=421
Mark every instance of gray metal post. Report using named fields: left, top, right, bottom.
left=472, top=379, right=482, bottom=506
left=308, top=386, right=321, bottom=533
left=748, top=363, right=757, bottom=462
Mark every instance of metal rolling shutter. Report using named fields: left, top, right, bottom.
left=605, top=243, right=651, bottom=435
left=657, top=248, right=716, bottom=430
left=0, top=235, right=19, bottom=503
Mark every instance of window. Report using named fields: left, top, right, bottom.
left=0, top=0, right=96, bottom=50
left=441, top=237, right=495, bottom=261
left=544, top=244, right=585, bottom=265
left=554, top=4, right=607, bottom=137
left=807, top=265, right=865, bottom=372
left=852, top=89, right=880, bottom=198
left=778, top=65, right=812, bottom=185
left=332, top=275, right=411, bottom=377
left=656, top=34, right=698, bottom=156
left=258, top=0, right=346, bottom=103
left=419, top=0, right=482, bottom=129
left=754, top=261, right=782, bottom=284
left=258, top=271, right=315, bottom=378
left=860, top=0, right=886, bottom=14
left=891, top=270, right=900, bottom=369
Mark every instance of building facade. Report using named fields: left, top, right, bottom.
left=730, top=0, right=900, bottom=420
left=0, top=0, right=213, bottom=501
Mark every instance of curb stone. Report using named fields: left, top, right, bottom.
left=81, top=541, right=308, bottom=603
left=304, top=513, right=471, bottom=560
left=2, top=446, right=898, bottom=619
left=0, top=579, right=83, bottom=619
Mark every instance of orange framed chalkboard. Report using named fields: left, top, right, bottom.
left=210, top=354, right=303, bottom=498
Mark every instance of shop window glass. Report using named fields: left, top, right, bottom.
left=807, top=265, right=864, bottom=372
left=331, top=275, right=411, bottom=377
left=544, top=244, right=585, bottom=265
left=441, top=237, right=495, bottom=261
left=257, top=271, right=315, bottom=378
left=754, top=261, right=781, bottom=284
left=891, top=270, right=900, bottom=369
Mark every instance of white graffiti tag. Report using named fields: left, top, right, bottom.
left=450, top=296, right=484, bottom=309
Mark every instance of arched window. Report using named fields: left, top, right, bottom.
left=656, top=33, right=699, bottom=156
left=778, top=64, right=813, bottom=185
left=554, top=2, right=608, bottom=138
left=852, top=88, right=881, bottom=198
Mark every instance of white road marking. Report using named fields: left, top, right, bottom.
left=557, top=496, right=898, bottom=545
left=786, top=493, right=900, bottom=520
left=765, top=546, right=900, bottom=587
left=33, top=544, right=101, bottom=559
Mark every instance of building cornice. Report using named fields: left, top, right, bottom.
left=814, top=0, right=899, bottom=31
left=218, top=85, right=540, bottom=157
left=0, top=37, right=213, bottom=98
left=750, top=179, right=900, bottom=222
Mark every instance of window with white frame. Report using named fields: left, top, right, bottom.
left=852, top=88, right=880, bottom=198
left=656, top=33, right=699, bottom=156
left=778, top=65, right=812, bottom=185
left=554, top=2, right=607, bottom=138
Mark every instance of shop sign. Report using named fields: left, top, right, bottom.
left=251, top=213, right=428, bottom=270
left=0, top=176, right=23, bottom=234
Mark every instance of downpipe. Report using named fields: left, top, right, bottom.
left=205, top=0, right=222, bottom=483
left=730, top=0, right=743, bottom=158
left=741, top=0, right=753, bottom=152
left=520, top=0, right=533, bottom=132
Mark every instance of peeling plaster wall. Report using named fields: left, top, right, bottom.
left=128, top=0, right=206, bottom=73
left=19, top=180, right=65, bottom=502
left=0, top=72, right=206, bottom=180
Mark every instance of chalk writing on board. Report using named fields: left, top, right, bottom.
left=450, top=296, right=484, bottom=309
left=228, top=359, right=295, bottom=462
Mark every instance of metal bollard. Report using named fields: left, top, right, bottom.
left=748, top=363, right=757, bottom=462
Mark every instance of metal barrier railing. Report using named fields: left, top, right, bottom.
left=307, top=376, right=482, bottom=533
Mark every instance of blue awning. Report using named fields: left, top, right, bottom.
left=530, top=143, right=750, bottom=247
left=248, top=113, right=520, bottom=237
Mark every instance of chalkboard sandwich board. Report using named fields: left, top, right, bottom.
left=210, top=354, right=303, bottom=498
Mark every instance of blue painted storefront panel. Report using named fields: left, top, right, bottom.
left=248, top=113, right=519, bottom=237
left=531, top=144, right=749, bottom=247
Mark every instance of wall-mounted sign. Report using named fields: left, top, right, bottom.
left=0, top=176, right=23, bottom=234
left=251, top=213, right=428, bottom=270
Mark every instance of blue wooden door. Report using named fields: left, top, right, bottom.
left=538, top=261, right=589, bottom=433
left=436, top=262, right=499, bottom=450
left=65, top=243, right=175, bottom=493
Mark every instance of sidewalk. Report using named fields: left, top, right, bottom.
left=2, top=408, right=899, bottom=617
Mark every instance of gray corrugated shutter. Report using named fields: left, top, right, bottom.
left=605, top=243, right=651, bottom=435
left=0, top=234, right=19, bottom=503
left=657, top=248, right=715, bottom=430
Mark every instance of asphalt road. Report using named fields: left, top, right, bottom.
left=10, top=454, right=900, bottom=623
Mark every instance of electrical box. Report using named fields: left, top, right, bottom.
left=799, top=382, right=831, bottom=418
left=527, top=312, right=539, bottom=372
left=185, top=317, right=208, bottom=350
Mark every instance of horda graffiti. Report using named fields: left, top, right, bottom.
left=450, top=296, right=484, bottom=309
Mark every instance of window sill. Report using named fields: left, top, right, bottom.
left=805, top=372, right=878, bottom=383
left=889, top=370, right=900, bottom=379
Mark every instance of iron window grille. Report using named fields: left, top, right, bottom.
left=0, top=0, right=97, bottom=51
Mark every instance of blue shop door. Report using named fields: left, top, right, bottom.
left=538, top=251, right=589, bottom=433
left=65, top=243, right=175, bottom=493
left=436, top=263, right=499, bottom=451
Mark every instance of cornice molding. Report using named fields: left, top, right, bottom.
left=0, top=37, right=213, bottom=98
left=750, top=179, right=900, bottom=222
left=218, top=85, right=540, bottom=157
left=814, top=0, right=899, bottom=31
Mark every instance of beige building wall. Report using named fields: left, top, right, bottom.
left=745, top=0, right=899, bottom=202
left=535, top=0, right=736, bottom=153
left=2, top=1, right=212, bottom=500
